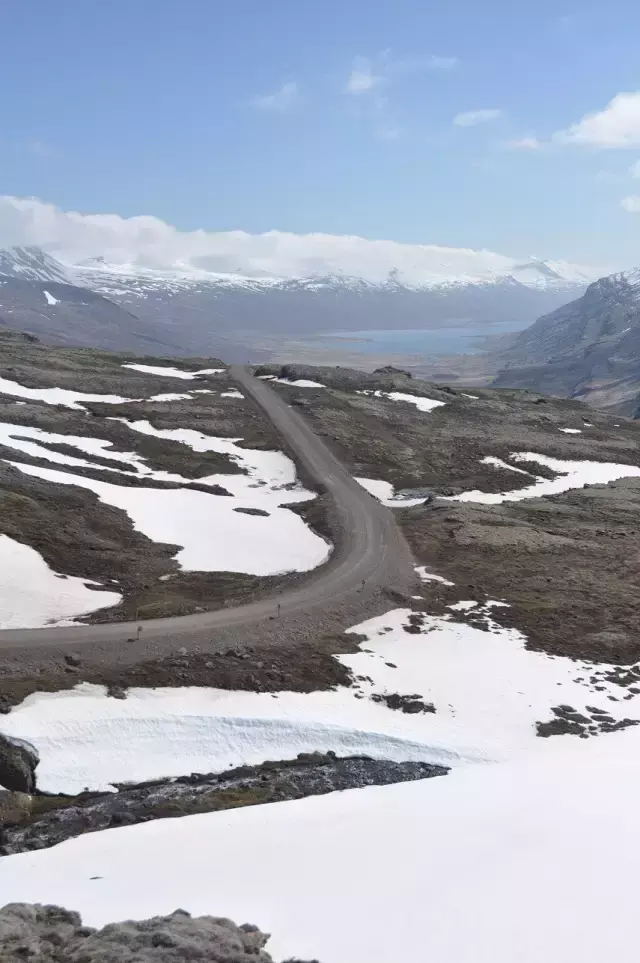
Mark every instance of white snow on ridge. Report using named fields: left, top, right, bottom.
left=122, top=364, right=226, bottom=379
left=273, top=379, right=326, bottom=388
left=3, top=605, right=637, bottom=793
left=360, top=452, right=640, bottom=508
left=0, top=375, right=136, bottom=410
left=0, top=534, right=120, bottom=629
left=4, top=728, right=638, bottom=963
left=43, top=289, right=60, bottom=306
left=449, top=452, right=640, bottom=504
left=357, top=389, right=445, bottom=413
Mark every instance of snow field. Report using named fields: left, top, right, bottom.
left=2, top=727, right=640, bottom=963
left=3, top=600, right=637, bottom=793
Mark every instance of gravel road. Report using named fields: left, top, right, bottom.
left=0, top=366, right=416, bottom=668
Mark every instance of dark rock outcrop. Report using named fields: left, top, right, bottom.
left=0, top=734, right=38, bottom=793
left=0, top=904, right=315, bottom=962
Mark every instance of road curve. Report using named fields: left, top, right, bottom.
left=0, top=366, right=416, bottom=651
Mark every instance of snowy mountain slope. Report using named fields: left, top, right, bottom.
left=0, top=244, right=595, bottom=357
left=0, top=246, right=76, bottom=285
left=493, top=265, right=640, bottom=411
left=71, top=256, right=591, bottom=337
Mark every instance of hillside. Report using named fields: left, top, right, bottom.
left=0, top=247, right=592, bottom=364
left=493, top=267, right=640, bottom=412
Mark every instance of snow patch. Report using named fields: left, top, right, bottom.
left=0, top=376, right=136, bottom=410
left=358, top=389, right=445, bottom=413
left=559, top=427, right=582, bottom=434
left=355, top=477, right=427, bottom=507
left=447, top=452, right=640, bottom=504
left=0, top=534, right=121, bottom=629
left=273, top=379, right=326, bottom=388
left=43, top=289, right=60, bottom=306
left=122, top=364, right=225, bottom=379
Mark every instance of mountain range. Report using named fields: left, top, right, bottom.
left=492, top=267, right=640, bottom=413
left=0, top=245, right=594, bottom=358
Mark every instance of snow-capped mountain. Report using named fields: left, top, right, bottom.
left=0, top=246, right=76, bottom=285
left=0, top=243, right=597, bottom=359
left=493, top=265, right=640, bottom=411
left=72, top=253, right=592, bottom=300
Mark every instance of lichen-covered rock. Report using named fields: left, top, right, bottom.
left=0, top=791, right=32, bottom=826
left=0, top=734, right=38, bottom=793
left=0, top=904, right=316, bottom=962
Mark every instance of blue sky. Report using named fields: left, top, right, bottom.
left=2, top=0, right=640, bottom=267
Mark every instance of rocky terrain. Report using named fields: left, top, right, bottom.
left=492, top=266, right=640, bottom=413
left=260, top=363, right=640, bottom=663
left=0, top=750, right=446, bottom=855
left=0, top=331, right=331, bottom=624
left=0, top=903, right=313, bottom=962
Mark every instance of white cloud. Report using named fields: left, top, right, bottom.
left=620, top=195, right=640, bottom=212
left=0, top=194, right=580, bottom=285
left=453, top=109, right=503, bottom=127
left=250, top=81, right=298, bottom=112
left=629, top=159, right=640, bottom=177
left=346, top=57, right=380, bottom=94
left=504, top=136, right=541, bottom=150
left=553, top=91, right=640, bottom=147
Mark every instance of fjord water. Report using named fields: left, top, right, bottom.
left=308, top=319, right=528, bottom=357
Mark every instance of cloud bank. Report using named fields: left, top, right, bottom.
left=0, top=195, right=594, bottom=285
left=554, top=91, right=640, bottom=148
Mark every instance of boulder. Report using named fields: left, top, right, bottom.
left=0, top=734, right=39, bottom=793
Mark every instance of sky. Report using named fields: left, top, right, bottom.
left=2, top=0, right=640, bottom=271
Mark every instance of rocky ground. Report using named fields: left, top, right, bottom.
left=0, top=904, right=311, bottom=962
left=0, top=332, right=333, bottom=623
left=258, top=363, right=640, bottom=664
left=0, top=751, right=447, bottom=855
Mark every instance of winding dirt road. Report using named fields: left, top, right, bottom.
left=0, top=367, right=416, bottom=658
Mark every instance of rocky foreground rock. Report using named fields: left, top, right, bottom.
left=0, top=904, right=315, bottom=962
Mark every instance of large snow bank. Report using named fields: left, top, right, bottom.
left=2, top=727, right=639, bottom=963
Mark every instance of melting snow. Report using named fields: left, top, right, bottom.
left=3, top=729, right=639, bottom=963
left=220, top=390, right=244, bottom=398
left=0, top=534, right=121, bottom=629
left=355, top=478, right=428, bottom=507
left=122, top=364, right=226, bottom=379
left=559, top=427, right=582, bottom=434
left=273, top=379, right=326, bottom=388
left=358, top=389, right=445, bottom=413
left=3, top=603, right=637, bottom=794
left=415, top=565, right=454, bottom=586
left=448, top=452, right=640, bottom=504
left=9, top=459, right=327, bottom=577
left=0, top=376, right=136, bottom=410
left=3, top=416, right=328, bottom=581
left=43, top=290, right=60, bottom=306
left=148, top=392, right=193, bottom=402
